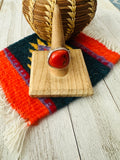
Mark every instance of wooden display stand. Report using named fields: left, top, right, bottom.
left=29, top=4, right=93, bottom=97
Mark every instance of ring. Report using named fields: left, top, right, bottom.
left=48, top=47, right=70, bottom=69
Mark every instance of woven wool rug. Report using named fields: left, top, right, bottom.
left=0, top=0, right=120, bottom=158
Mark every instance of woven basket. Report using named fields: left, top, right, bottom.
left=22, top=0, right=97, bottom=42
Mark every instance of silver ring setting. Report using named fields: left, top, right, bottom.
left=48, top=47, right=70, bottom=69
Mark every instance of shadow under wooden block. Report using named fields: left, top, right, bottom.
left=29, top=49, right=93, bottom=97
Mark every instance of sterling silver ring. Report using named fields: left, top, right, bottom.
left=47, top=47, right=70, bottom=69
left=48, top=47, right=70, bottom=60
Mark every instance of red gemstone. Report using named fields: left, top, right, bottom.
left=48, top=50, right=69, bottom=69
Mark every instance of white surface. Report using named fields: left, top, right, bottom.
left=0, top=0, right=120, bottom=159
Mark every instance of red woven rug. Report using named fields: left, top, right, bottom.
left=0, top=0, right=120, bottom=158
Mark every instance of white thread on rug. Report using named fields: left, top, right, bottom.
left=83, top=0, right=120, bottom=54
left=0, top=87, right=29, bottom=159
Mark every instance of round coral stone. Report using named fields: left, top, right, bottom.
left=48, top=50, right=69, bottom=69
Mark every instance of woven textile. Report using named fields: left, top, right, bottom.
left=0, top=0, right=120, bottom=158
left=1, top=32, right=119, bottom=123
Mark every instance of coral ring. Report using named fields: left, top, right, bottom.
left=48, top=48, right=70, bottom=69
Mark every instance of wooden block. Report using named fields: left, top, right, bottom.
left=29, top=49, right=93, bottom=97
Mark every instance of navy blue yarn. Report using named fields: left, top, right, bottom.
left=8, top=34, right=110, bottom=110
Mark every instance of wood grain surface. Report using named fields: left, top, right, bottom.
left=29, top=50, right=93, bottom=97
left=0, top=0, right=120, bottom=160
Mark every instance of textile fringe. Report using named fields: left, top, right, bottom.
left=83, top=0, right=120, bottom=54
left=0, top=87, right=28, bottom=158
left=83, top=22, right=120, bottom=54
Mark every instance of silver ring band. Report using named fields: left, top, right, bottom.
left=48, top=48, right=70, bottom=68
left=48, top=47, right=70, bottom=60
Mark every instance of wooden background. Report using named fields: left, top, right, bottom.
left=0, top=0, right=120, bottom=159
